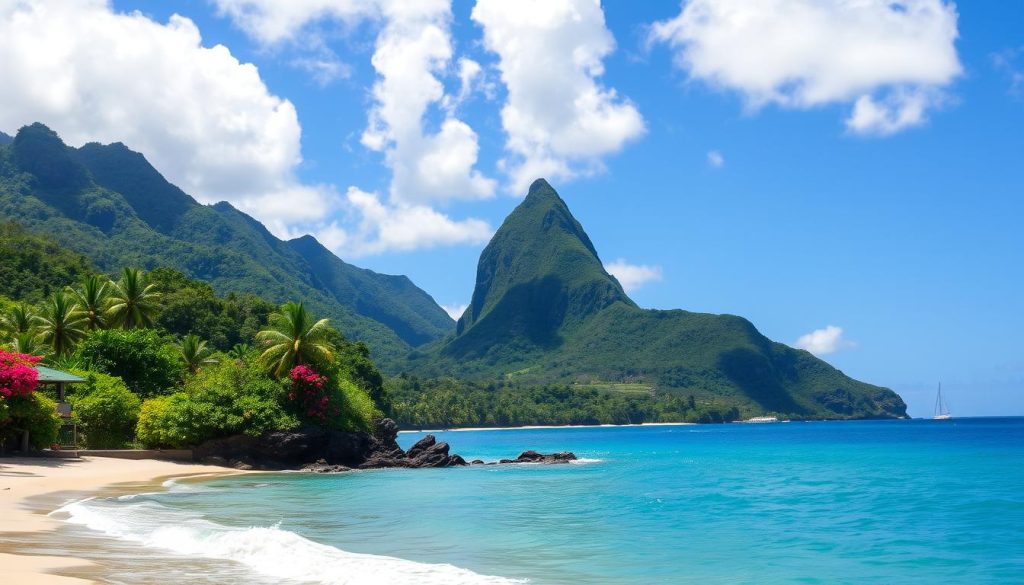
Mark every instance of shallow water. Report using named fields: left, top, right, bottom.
left=36, top=418, right=1024, bottom=583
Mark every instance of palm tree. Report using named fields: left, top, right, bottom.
left=106, top=268, right=161, bottom=329
left=178, top=334, right=218, bottom=374
left=33, top=291, right=88, bottom=357
left=70, top=274, right=110, bottom=330
left=256, top=302, right=335, bottom=378
left=7, top=332, right=46, bottom=357
left=227, top=343, right=253, bottom=361
left=1, top=302, right=36, bottom=335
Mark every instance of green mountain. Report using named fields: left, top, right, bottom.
left=0, top=123, right=453, bottom=363
left=408, top=179, right=907, bottom=420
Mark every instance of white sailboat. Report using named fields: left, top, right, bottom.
left=933, top=383, right=951, bottom=420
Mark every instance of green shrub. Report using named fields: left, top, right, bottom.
left=135, top=394, right=211, bottom=448
left=70, top=370, right=141, bottom=448
left=136, top=360, right=297, bottom=448
left=1, top=394, right=61, bottom=450
left=76, top=329, right=183, bottom=397
left=336, top=377, right=378, bottom=433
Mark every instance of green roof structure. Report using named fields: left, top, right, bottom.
left=34, top=366, right=86, bottom=384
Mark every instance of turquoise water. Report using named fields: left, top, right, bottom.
left=58, top=419, right=1023, bottom=583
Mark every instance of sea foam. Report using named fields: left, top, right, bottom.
left=55, top=498, right=525, bottom=585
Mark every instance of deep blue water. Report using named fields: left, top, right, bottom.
left=60, top=418, right=1024, bottom=583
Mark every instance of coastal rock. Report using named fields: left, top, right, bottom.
left=302, top=459, right=351, bottom=473
left=503, top=451, right=578, bottom=464
left=193, top=419, right=472, bottom=471
left=404, top=435, right=436, bottom=459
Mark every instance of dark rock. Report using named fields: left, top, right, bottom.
left=517, top=450, right=576, bottom=463
left=302, top=459, right=351, bottom=473
left=408, top=440, right=451, bottom=468
left=324, top=431, right=373, bottom=467
left=229, top=456, right=254, bottom=470
left=255, top=427, right=328, bottom=462
left=192, top=419, right=565, bottom=471
left=405, top=435, right=436, bottom=459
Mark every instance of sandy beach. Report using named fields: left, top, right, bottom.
left=0, top=456, right=243, bottom=584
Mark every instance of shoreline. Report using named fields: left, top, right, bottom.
left=398, top=421, right=697, bottom=434
left=0, top=456, right=248, bottom=584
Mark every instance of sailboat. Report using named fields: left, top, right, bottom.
left=933, top=383, right=951, bottom=420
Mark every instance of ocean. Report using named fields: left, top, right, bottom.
left=43, top=418, right=1024, bottom=583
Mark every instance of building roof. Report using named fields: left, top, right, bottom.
left=35, top=366, right=86, bottom=384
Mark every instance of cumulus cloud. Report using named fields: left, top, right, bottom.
left=604, top=258, right=663, bottom=293
left=472, top=0, right=645, bottom=194
left=361, top=1, right=496, bottom=205
left=215, top=0, right=496, bottom=254
left=442, top=303, right=467, bottom=320
left=334, top=187, right=492, bottom=256
left=793, top=325, right=856, bottom=356
left=707, top=150, right=724, bottom=168
left=0, top=0, right=331, bottom=224
left=649, top=0, right=962, bottom=135
left=211, top=0, right=375, bottom=45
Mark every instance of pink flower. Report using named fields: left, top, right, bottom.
left=0, top=351, right=41, bottom=399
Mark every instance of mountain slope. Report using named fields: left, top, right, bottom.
left=446, top=179, right=635, bottom=360
left=0, top=123, right=453, bottom=363
left=409, top=179, right=907, bottom=420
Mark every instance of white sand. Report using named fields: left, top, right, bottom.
left=0, top=456, right=244, bottom=584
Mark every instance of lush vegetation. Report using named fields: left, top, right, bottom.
left=0, top=123, right=455, bottom=368
left=0, top=351, right=61, bottom=450
left=0, top=241, right=387, bottom=448
left=389, top=376, right=742, bottom=428
left=68, top=370, right=141, bottom=448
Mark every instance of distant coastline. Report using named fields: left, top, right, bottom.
left=399, top=421, right=697, bottom=434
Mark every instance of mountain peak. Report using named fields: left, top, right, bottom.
left=13, top=122, right=89, bottom=192
left=445, top=180, right=633, bottom=359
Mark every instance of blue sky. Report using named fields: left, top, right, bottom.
left=0, top=1, right=1021, bottom=417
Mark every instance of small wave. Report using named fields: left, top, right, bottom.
left=54, top=498, right=525, bottom=584
left=568, top=458, right=603, bottom=465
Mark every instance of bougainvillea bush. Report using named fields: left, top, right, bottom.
left=288, top=364, right=377, bottom=433
left=0, top=350, right=41, bottom=399
left=0, top=350, right=61, bottom=450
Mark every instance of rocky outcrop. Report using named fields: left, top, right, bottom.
left=194, top=419, right=577, bottom=472
left=497, top=450, right=578, bottom=464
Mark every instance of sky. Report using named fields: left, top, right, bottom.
left=0, top=0, right=1021, bottom=417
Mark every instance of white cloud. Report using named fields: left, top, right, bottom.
left=290, top=55, right=351, bottom=86
left=442, top=303, right=467, bottom=320
left=472, top=0, right=645, bottom=194
left=707, top=150, right=724, bottom=168
left=333, top=187, right=492, bottom=256
left=649, top=0, right=962, bottom=135
left=211, top=0, right=375, bottom=45
left=0, top=0, right=329, bottom=223
left=361, top=1, right=497, bottom=205
left=793, top=325, right=856, bottom=356
left=604, top=258, right=663, bottom=293
left=215, top=0, right=497, bottom=256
